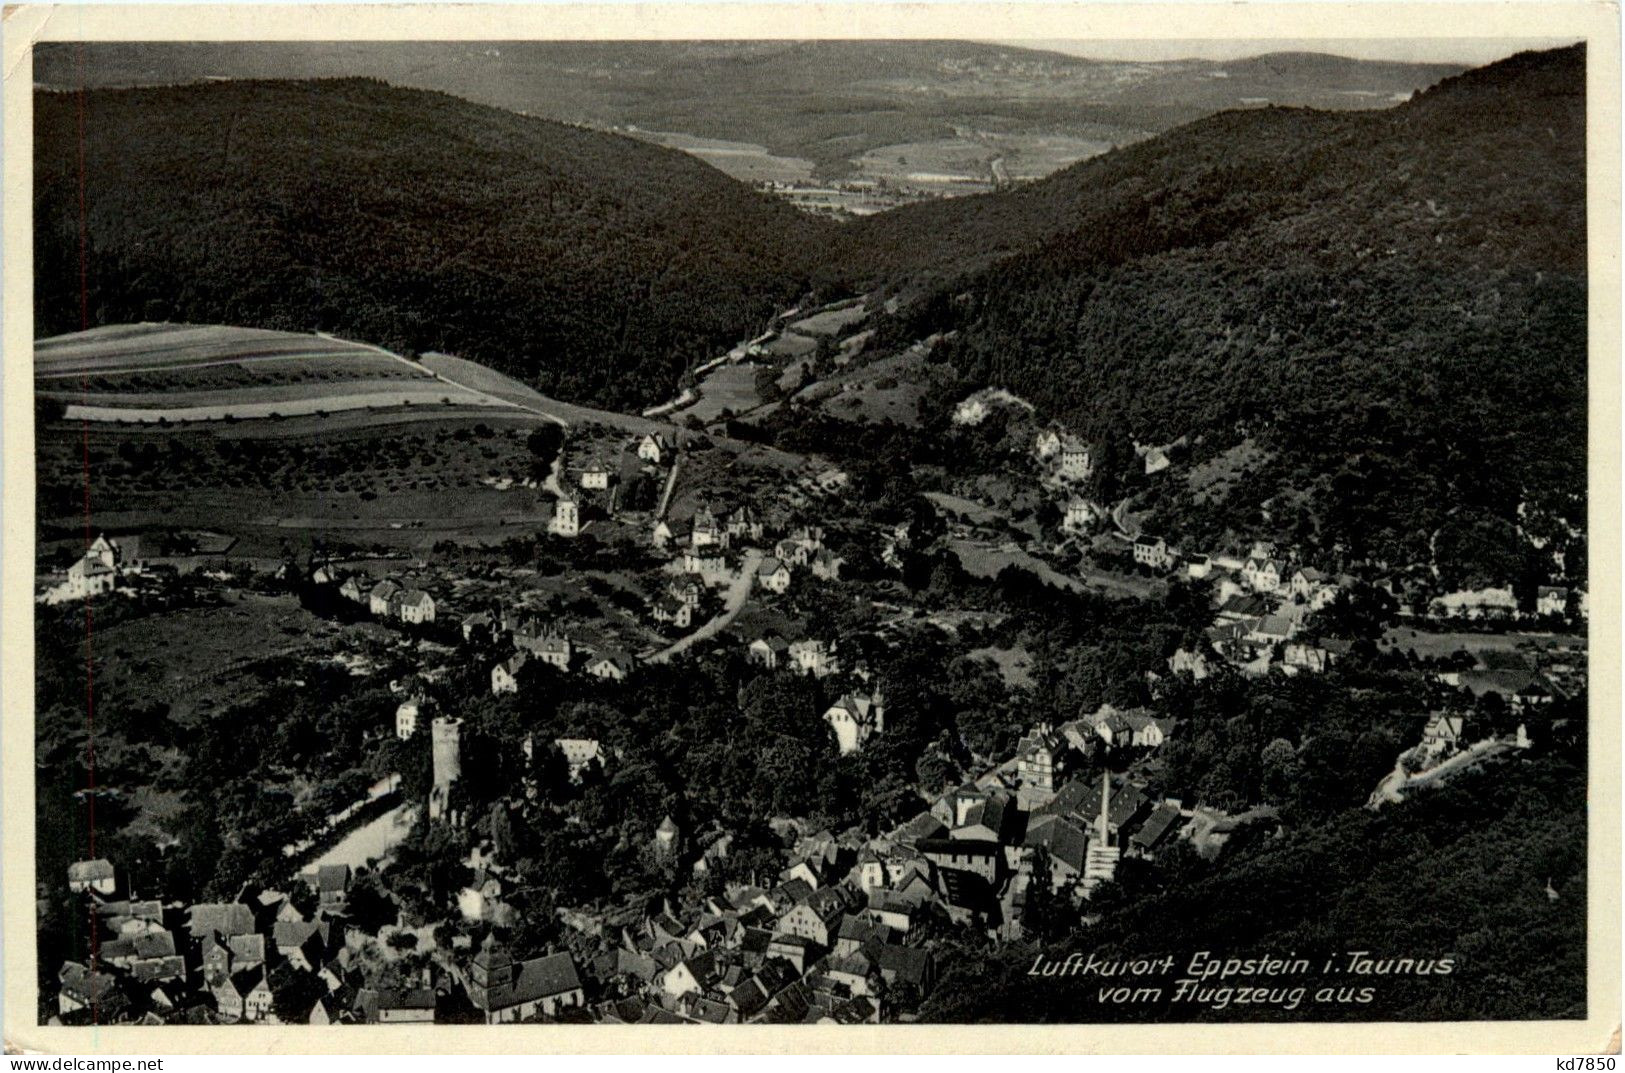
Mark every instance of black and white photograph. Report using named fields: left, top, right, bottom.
left=5, top=2, right=1618, bottom=1053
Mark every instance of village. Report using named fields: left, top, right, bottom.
left=37, top=370, right=1589, bottom=1027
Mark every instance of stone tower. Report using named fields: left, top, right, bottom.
left=429, top=716, right=463, bottom=823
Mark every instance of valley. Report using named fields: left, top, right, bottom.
left=30, top=42, right=1592, bottom=1031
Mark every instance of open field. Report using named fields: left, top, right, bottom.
left=1380, top=626, right=1588, bottom=661
left=669, top=363, right=765, bottom=425
left=785, top=302, right=869, bottom=338
left=623, top=128, right=815, bottom=184
left=34, top=323, right=388, bottom=376
left=38, top=324, right=495, bottom=423
left=37, top=324, right=809, bottom=554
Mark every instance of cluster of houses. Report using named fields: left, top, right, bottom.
left=1429, top=583, right=1586, bottom=622
left=486, top=610, right=636, bottom=694
left=50, top=853, right=600, bottom=1027
left=1134, top=541, right=1351, bottom=674
left=39, top=534, right=146, bottom=604
left=326, top=571, right=438, bottom=625
left=551, top=431, right=680, bottom=539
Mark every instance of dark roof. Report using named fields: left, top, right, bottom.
left=874, top=944, right=932, bottom=987
left=917, top=837, right=1002, bottom=858
left=1026, top=815, right=1090, bottom=873
left=505, top=952, right=583, bottom=1006
left=1131, top=804, right=1183, bottom=850
left=376, top=987, right=436, bottom=1010
left=187, top=902, right=256, bottom=939
left=936, top=868, right=999, bottom=913
left=729, top=978, right=770, bottom=1018
left=897, top=812, right=947, bottom=844
left=315, top=864, right=351, bottom=893
left=740, top=927, right=774, bottom=956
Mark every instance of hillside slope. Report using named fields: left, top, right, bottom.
left=34, top=78, right=837, bottom=409
left=847, top=45, right=1587, bottom=582
left=33, top=41, right=1463, bottom=179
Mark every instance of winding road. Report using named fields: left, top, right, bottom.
left=644, top=548, right=764, bottom=664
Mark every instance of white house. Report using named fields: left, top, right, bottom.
left=1059, top=441, right=1093, bottom=481
left=491, top=653, right=527, bottom=695
left=823, top=691, right=885, bottom=754
left=67, top=859, right=116, bottom=896
left=748, top=635, right=790, bottom=669
left=652, top=597, right=693, bottom=629
left=1288, top=567, right=1326, bottom=601
left=756, top=557, right=792, bottom=594
left=396, top=698, right=424, bottom=740
left=369, top=580, right=402, bottom=617
left=1537, top=586, right=1570, bottom=618
left=548, top=498, right=580, bottom=538
left=1034, top=429, right=1062, bottom=460
left=1143, top=447, right=1171, bottom=475
left=399, top=590, right=436, bottom=625
left=1430, top=587, right=1518, bottom=620
left=788, top=639, right=839, bottom=677
left=1420, top=713, right=1466, bottom=759
left=580, top=466, right=611, bottom=491
left=464, top=936, right=584, bottom=1024
left=586, top=654, right=631, bottom=681
left=516, top=630, right=573, bottom=670
left=63, top=535, right=131, bottom=600
left=637, top=433, right=668, bottom=464
left=1243, top=557, right=1284, bottom=594
left=1062, top=500, right=1096, bottom=533
left=1133, top=535, right=1171, bottom=570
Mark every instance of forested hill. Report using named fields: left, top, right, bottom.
left=33, top=78, right=838, bottom=409
left=851, top=45, right=1587, bottom=581
left=838, top=44, right=1584, bottom=281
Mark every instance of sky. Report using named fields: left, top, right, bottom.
left=996, top=38, right=1579, bottom=65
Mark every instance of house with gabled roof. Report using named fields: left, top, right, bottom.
left=368, top=579, right=403, bottom=616
left=822, top=691, right=884, bottom=754
left=491, top=651, right=528, bottom=695
left=651, top=595, right=693, bottom=630
left=586, top=652, right=633, bottom=681
left=1420, top=713, right=1466, bottom=759
left=67, top=858, right=116, bottom=896
left=636, top=433, right=668, bottom=464
left=399, top=589, right=436, bottom=624
left=1023, top=813, right=1090, bottom=890
left=1129, top=804, right=1184, bottom=856
left=756, top=557, right=792, bottom=594
left=57, top=960, right=121, bottom=1017
left=747, top=634, right=790, bottom=669
left=187, top=901, right=257, bottom=941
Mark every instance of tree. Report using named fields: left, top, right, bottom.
left=1260, top=737, right=1298, bottom=802
left=526, top=426, right=565, bottom=480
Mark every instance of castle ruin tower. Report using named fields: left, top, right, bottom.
left=429, top=716, right=463, bottom=824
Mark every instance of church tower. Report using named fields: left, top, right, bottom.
left=467, top=932, right=513, bottom=1008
